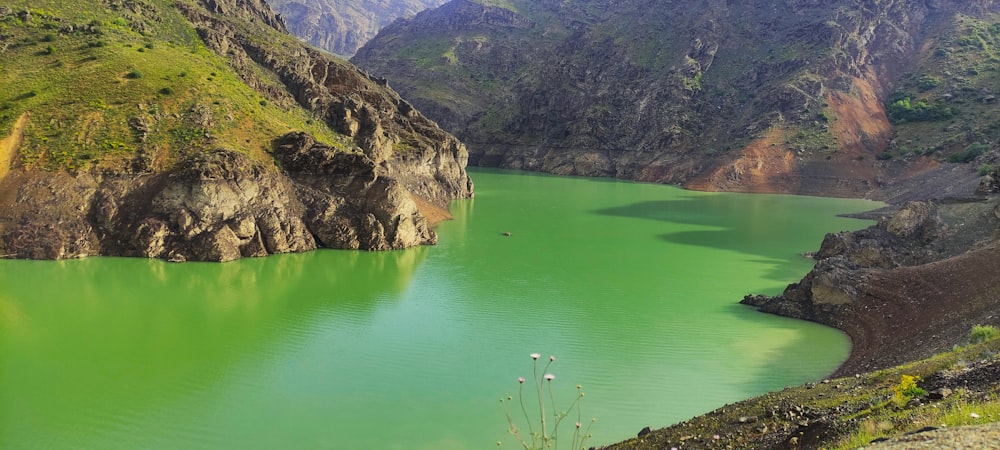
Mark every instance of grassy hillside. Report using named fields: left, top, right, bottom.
left=0, top=0, right=347, bottom=174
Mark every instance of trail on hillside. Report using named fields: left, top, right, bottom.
left=0, top=113, right=29, bottom=180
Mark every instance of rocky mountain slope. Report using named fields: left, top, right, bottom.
left=0, top=0, right=472, bottom=262
left=267, top=0, right=446, bottom=57
left=353, top=0, right=1000, bottom=199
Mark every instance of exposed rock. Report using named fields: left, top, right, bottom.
left=742, top=197, right=1000, bottom=376
left=0, top=143, right=443, bottom=261
left=927, top=387, right=953, bottom=400
left=178, top=0, right=473, bottom=208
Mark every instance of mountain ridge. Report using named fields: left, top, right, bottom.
left=267, top=0, right=447, bottom=57
left=352, top=0, right=1000, bottom=199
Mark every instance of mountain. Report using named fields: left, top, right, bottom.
left=268, top=0, right=447, bottom=57
left=0, top=0, right=472, bottom=261
left=351, top=0, right=1000, bottom=413
left=352, top=0, right=1000, bottom=198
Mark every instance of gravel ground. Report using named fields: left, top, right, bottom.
left=866, top=423, right=1000, bottom=449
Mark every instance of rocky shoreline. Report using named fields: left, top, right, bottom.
left=741, top=192, right=1000, bottom=377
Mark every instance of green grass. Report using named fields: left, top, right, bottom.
left=0, top=0, right=346, bottom=172
left=826, top=331, right=1000, bottom=449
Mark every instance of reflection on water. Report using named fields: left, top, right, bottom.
left=0, top=169, right=880, bottom=449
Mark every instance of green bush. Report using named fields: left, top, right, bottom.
left=125, top=69, right=143, bottom=79
left=978, top=164, right=996, bottom=176
left=949, top=142, right=990, bottom=163
left=969, top=324, right=1000, bottom=344
left=887, top=97, right=955, bottom=124
left=159, top=87, right=174, bottom=95
left=917, top=76, right=941, bottom=91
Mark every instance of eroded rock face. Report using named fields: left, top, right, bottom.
left=0, top=143, right=440, bottom=262
left=178, top=0, right=473, bottom=208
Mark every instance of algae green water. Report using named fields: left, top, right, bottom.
left=0, top=169, right=880, bottom=449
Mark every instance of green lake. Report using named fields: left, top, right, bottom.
left=0, top=168, right=880, bottom=449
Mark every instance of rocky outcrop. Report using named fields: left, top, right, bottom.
left=0, top=143, right=439, bottom=262
left=742, top=199, right=1000, bottom=375
left=178, top=0, right=473, bottom=209
left=353, top=0, right=1000, bottom=198
left=268, top=0, right=446, bottom=57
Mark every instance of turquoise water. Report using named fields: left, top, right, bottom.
left=0, top=169, right=880, bottom=449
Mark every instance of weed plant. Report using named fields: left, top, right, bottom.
left=500, top=353, right=594, bottom=450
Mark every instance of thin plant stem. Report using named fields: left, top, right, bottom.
left=502, top=397, right=531, bottom=450
left=535, top=359, right=547, bottom=447
left=547, top=379, right=559, bottom=446
left=518, top=382, right=534, bottom=444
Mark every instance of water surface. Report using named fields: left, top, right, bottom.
left=0, top=169, right=880, bottom=449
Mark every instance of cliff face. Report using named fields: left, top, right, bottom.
left=267, top=0, right=447, bottom=57
left=352, top=0, right=1000, bottom=198
left=0, top=0, right=472, bottom=262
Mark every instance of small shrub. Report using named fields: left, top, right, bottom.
left=41, top=33, right=55, bottom=42
left=887, top=96, right=955, bottom=124
left=978, top=164, right=997, bottom=176
left=125, top=69, right=143, bottom=79
left=969, top=324, right=1000, bottom=344
left=917, top=76, right=941, bottom=91
left=259, top=100, right=268, bottom=107
left=137, top=47, right=144, bottom=52
left=144, top=42, right=154, bottom=49
left=891, top=374, right=927, bottom=407
left=949, top=142, right=990, bottom=163
left=158, top=87, right=174, bottom=95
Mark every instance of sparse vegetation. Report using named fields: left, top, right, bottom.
left=608, top=331, right=1000, bottom=450
left=886, top=96, right=955, bottom=124
left=949, top=142, right=990, bottom=163
left=969, top=324, right=1000, bottom=344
